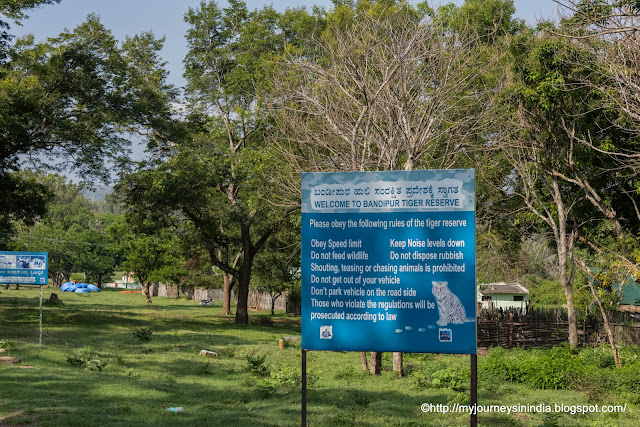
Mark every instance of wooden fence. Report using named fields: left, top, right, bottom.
left=477, top=307, right=569, bottom=348
left=152, top=284, right=288, bottom=311
left=477, top=307, right=640, bottom=348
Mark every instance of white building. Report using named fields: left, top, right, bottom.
left=478, top=282, right=529, bottom=312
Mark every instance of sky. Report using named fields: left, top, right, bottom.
left=11, top=0, right=562, bottom=89
left=8, top=0, right=562, bottom=177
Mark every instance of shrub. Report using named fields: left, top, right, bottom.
left=525, top=347, right=581, bottom=390
left=480, top=347, right=530, bottom=384
left=66, top=346, right=108, bottom=371
left=481, top=346, right=582, bottom=390
left=430, top=368, right=468, bottom=391
left=528, top=277, right=564, bottom=306
left=270, top=366, right=318, bottom=388
left=133, top=327, right=153, bottom=341
left=200, top=362, right=214, bottom=375
left=410, top=365, right=469, bottom=391
left=0, top=339, right=16, bottom=351
left=246, top=354, right=268, bottom=375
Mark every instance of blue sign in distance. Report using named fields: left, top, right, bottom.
left=301, top=170, right=476, bottom=354
left=0, top=251, right=49, bottom=285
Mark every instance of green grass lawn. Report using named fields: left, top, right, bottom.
left=0, top=287, right=637, bottom=426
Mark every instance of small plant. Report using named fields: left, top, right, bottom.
left=86, top=359, right=109, bottom=371
left=246, top=354, right=268, bottom=375
left=217, top=346, right=237, bottom=358
left=254, top=380, right=276, bottom=399
left=66, top=346, right=108, bottom=371
left=133, top=327, right=153, bottom=341
left=270, top=366, right=318, bottom=388
left=0, top=339, right=16, bottom=351
left=540, top=411, right=562, bottom=427
left=349, top=391, right=370, bottom=407
left=430, top=368, right=468, bottom=391
left=201, top=362, right=214, bottom=375
left=281, top=338, right=300, bottom=349
left=334, top=366, right=356, bottom=380
left=160, top=373, right=177, bottom=384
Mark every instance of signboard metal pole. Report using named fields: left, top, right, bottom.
left=470, top=354, right=477, bottom=426
left=39, top=285, right=43, bottom=345
left=302, top=349, right=307, bottom=426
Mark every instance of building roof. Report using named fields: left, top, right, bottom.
left=480, top=282, right=529, bottom=295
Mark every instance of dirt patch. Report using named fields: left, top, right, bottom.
left=0, top=411, right=24, bottom=422
left=272, top=318, right=299, bottom=325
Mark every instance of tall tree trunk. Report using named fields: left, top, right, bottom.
left=574, top=256, right=622, bottom=367
left=142, top=282, right=153, bottom=304
left=360, top=352, right=368, bottom=371
left=369, top=352, right=382, bottom=375
left=393, top=352, right=403, bottom=377
left=553, top=177, right=579, bottom=350
left=588, top=280, right=621, bottom=367
left=222, top=271, right=233, bottom=315
left=235, top=255, right=254, bottom=325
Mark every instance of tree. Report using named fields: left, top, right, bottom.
left=109, top=215, right=184, bottom=304
left=1, top=4, right=175, bottom=242
left=487, top=23, right=640, bottom=352
left=271, top=1, right=487, bottom=178
left=0, top=1, right=59, bottom=246
left=0, top=171, right=51, bottom=249
left=0, top=1, right=60, bottom=64
left=12, top=173, right=120, bottom=287
left=271, top=0, right=494, bottom=374
left=76, top=213, right=118, bottom=288
left=252, top=216, right=301, bottom=315
left=506, top=2, right=640, bottom=362
left=118, top=1, right=320, bottom=324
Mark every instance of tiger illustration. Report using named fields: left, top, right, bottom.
left=431, top=280, right=475, bottom=326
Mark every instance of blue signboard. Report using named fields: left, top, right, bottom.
left=0, top=251, right=49, bottom=285
left=301, top=170, right=476, bottom=354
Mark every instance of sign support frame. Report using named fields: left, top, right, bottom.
left=301, top=349, right=307, bottom=426
left=300, top=170, right=477, bottom=424
left=0, top=251, right=49, bottom=345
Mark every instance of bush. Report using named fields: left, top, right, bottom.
left=270, top=366, right=318, bottom=388
left=480, top=347, right=530, bottom=384
left=527, top=277, right=564, bottom=306
left=525, top=347, right=581, bottom=390
left=481, top=346, right=581, bottom=390
left=66, top=346, right=108, bottom=371
left=430, top=368, right=468, bottom=391
left=246, top=354, right=268, bottom=375
left=133, top=327, right=153, bottom=341
left=410, top=365, right=469, bottom=391
left=479, top=345, right=640, bottom=393
left=0, top=339, right=16, bottom=351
